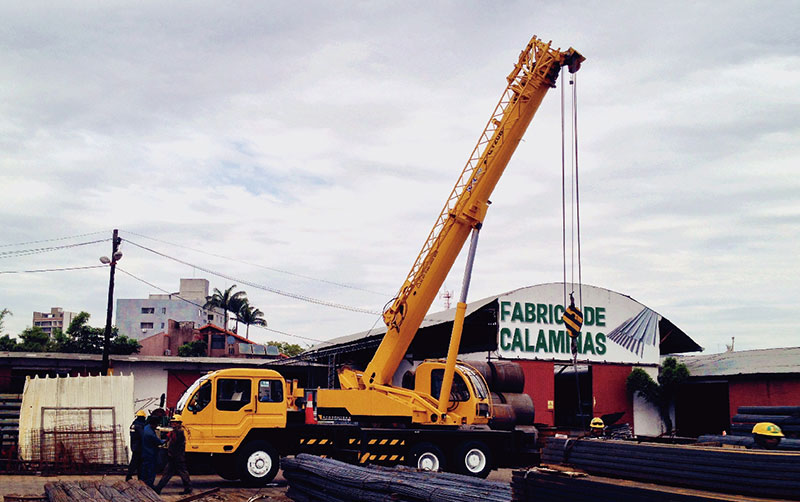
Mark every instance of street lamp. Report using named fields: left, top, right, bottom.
left=100, top=229, right=122, bottom=375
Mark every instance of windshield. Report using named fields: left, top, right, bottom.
left=175, top=373, right=211, bottom=413
left=459, top=364, right=489, bottom=400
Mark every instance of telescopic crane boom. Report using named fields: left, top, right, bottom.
left=347, top=37, right=583, bottom=391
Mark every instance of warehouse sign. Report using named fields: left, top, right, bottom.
left=497, top=283, right=661, bottom=364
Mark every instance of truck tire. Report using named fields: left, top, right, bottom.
left=408, top=442, right=446, bottom=472
left=238, top=440, right=280, bottom=486
left=454, top=440, right=492, bottom=478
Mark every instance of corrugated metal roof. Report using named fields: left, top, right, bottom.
left=675, top=347, right=800, bottom=377
left=0, top=351, right=279, bottom=365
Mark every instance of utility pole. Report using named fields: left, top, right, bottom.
left=101, top=229, right=121, bottom=375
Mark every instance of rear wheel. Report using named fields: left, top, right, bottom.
left=238, top=440, right=280, bottom=486
left=454, top=441, right=492, bottom=478
left=407, top=442, right=446, bottom=472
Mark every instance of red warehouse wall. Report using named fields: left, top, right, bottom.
left=519, top=360, right=555, bottom=426
left=166, top=370, right=206, bottom=409
left=592, top=364, right=634, bottom=429
left=728, top=377, right=800, bottom=420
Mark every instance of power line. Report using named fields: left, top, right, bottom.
left=0, top=264, right=107, bottom=274
left=116, top=267, right=327, bottom=345
left=120, top=229, right=389, bottom=297
left=0, top=230, right=110, bottom=248
left=0, top=239, right=110, bottom=259
left=122, top=239, right=383, bottom=316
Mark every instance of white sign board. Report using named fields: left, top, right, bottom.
left=497, top=283, right=660, bottom=365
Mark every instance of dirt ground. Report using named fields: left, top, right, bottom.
left=0, top=469, right=514, bottom=501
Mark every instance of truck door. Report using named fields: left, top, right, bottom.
left=183, top=379, right=214, bottom=448
left=255, top=378, right=287, bottom=427
left=212, top=377, right=253, bottom=438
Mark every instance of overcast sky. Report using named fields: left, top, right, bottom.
left=1, top=1, right=798, bottom=354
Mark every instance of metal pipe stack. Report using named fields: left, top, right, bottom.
left=540, top=437, right=800, bottom=499
left=282, top=454, right=511, bottom=502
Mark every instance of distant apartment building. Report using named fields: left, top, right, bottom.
left=138, top=320, right=283, bottom=358
left=32, top=307, right=77, bottom=334
left=115, top=278, right=225, bottom=340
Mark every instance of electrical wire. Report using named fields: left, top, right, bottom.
left=0, top=264, right=107, bottom=274
left=121, top=239, right=383, bottom=316
left=0, top=239, right=109, bottom=259
left=121, top=229, right=389, bottom=297
left=116, top=267, right=327, bottom=345
left=0, top=230, right=110, bottom=248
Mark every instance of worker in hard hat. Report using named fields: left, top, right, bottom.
left=751, top=422, right=784, bottom=450
left=125, top=410, right=147, bottom=481
left=155, top=417, right=192, bottom=495
left=589, top=417, right=605, bottom=438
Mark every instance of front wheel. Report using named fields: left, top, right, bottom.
left=238, top=440, right=280, bottom=486
left=453, top=441, right=492, bottom=478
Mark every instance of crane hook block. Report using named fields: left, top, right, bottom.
left=562, top=293, right=584, bottom=338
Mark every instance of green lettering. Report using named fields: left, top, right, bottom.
left=596, top=308, right=606, bottom=327
left=537, top=304, right=548, bottom=324
left=500, top=327, right=512, bottom=350
left=595, top=333, right=606, bottom=355
left=548, top=303, right=554, bottom=324
left=511, top=328, right=524, bottom=351
left=549, top=329, right=564, bottom=354
left=536, top=330, right=548, bottom=352
left=524, top=328, right=535, bottom=351
left=584, top=306, right=594, bottom=326
left=500, top=301, right=512, bottom=322
left=525, top=303, right=536, bottom=322
left=512, top=303, right=524, bottom=322
left=575, top=333, right=583, bottom=354
left=560, top=330, right=567, bottom=352
left=583, top=331, right=595, bottom=354
left=554, top=305, right=565, bottom=324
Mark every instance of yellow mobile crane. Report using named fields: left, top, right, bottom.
left=173, top=36, right=582, bottom=485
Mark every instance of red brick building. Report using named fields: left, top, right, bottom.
left=139, top=320, right=282, bottom=358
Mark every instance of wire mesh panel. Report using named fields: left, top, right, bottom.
left=31, top=407, right=125, bottom=467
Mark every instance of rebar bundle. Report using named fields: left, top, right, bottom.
left=541, top=437, right=800, bottom=499
left=29, top=423, right=126, bottom=469
left=44, top=479, right=161, bottom=502
left=282, top=454, right=511, bottom=502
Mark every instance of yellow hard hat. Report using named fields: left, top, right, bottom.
left=136, top=410, right=147, bottom=417
left=752, top=422, right=784, bottom=437
left=590, top=417, right=604, bottom=429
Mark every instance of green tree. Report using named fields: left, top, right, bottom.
left=18, top=326, right=50, bottom=352
left=48, top=312, right=141, bottom=355
left=268, top=340, right=305, bottom=357
left=204, top=285, right=247, bottom=333
left=178, top=340, right=207, bottom=357
left=0, top=334, right=19, bottom=351
left=238, top=302, right=267, bottom=340
left=626, top=357, right=690, bottom=435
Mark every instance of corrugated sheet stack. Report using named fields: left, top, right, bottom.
left=730, top=406, right=800, bottom=437
left=43, top=479, right=161, bottom=502
left=283, top=453, right=511, bottom=502
left=540, top=437, right=800, bottom=499
left=511, top=467, right=771, bottom=502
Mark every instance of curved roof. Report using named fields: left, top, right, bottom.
left=303, top=283, right=702, bottom=361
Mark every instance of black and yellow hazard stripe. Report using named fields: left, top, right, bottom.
left=562, top=305, right=583, bottom=338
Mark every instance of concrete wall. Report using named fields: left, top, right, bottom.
left=631, top=365, right=666, bottom=436
left=592, top=363, right=635, bottom=430
left=114, top=362, right=169, bottom=413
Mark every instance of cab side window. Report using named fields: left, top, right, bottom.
left=187, top=382, right=212, bottom=413
left=258, top=380, right=284, bottom=403
left=216, top=378, right=252, bottom=411
left=430, top=369, right=471, bottom=402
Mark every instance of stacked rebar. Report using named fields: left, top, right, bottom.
left=44, top=480, right=161, bottom=502
left=511, top=468, right=766, bottom=502
left=697, top=434, right=800, bottom=450
left=730, top=406, right=800, bottom=438
left=283, top=454, right=511, bottom=502
left=541, top=437, right=800, bottom=499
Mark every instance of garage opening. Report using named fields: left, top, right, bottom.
left=554, top=364, right=592, bottom=428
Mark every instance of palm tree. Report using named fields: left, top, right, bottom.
left=228, top=293, right=249, bottom=334
left=204, top=285, right=247, bottom=332
left=238, top=302, right=267, bottom=340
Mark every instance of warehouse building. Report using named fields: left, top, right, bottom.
left=301, top=283, right=703, bottom=436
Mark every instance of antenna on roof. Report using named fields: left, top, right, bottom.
left=725, top=337, right=735, bottom=352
